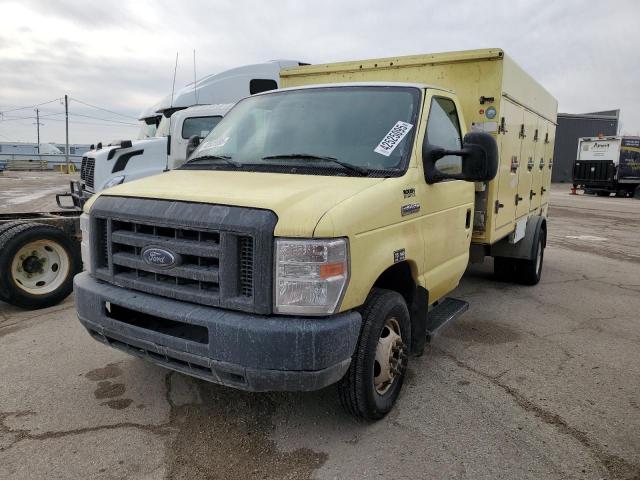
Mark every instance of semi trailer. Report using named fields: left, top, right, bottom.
left=74, top=48, right=557, bottom=418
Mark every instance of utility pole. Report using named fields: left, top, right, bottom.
left=34, top=108, right=43, bottom=154
left=64, top=94, right=69, bottom=173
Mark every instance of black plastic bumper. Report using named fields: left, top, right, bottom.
left=74, top=272, right=361, bottom=392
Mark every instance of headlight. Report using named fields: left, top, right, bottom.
left=274, top=238, right=349, bottom=316
left=80, top=213, right=92, bottom=273
left=103, top=175, right=125, bottom=189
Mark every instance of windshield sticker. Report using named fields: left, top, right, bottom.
left=374, top=121, right=413, bottom=157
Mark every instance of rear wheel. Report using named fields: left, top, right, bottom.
left=0, top=223, right=81, bottom=309
left=338, top=288, right=411, bottom=420
left=514, top=229, right=545, bottom=285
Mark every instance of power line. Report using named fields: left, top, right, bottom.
left=41, top=116, right=138, bottom=127
left=69, top=97, right=138, bottom=120
left=0, top=98, right=62, bottom=114
left=0, top=112, right=64, bottom=122
left=69, top=113, right=138, bottom=125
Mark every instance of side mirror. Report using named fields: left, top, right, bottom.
left=423, top=131, right=498, bottom=184
left=186, top=135, right=202, bottom=159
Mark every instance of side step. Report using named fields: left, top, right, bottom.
left=425, top=297, right=469, bottom=341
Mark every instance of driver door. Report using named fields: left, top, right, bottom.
left=415, top=92, right=475, bottom=302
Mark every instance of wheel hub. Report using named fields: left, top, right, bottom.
left=10, top=240, right=70, bottom=295
left=374, top=318, right=407, bottom=395
left=22, top=255, right=45, bottom=274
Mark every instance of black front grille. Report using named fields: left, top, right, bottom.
left=239, top=236, right=254, bottom=297
left=90, top=196, right=275, bottom=314
left=81, top=157, right=95, bottom=189
left=106, top=219, right=242, bottom=307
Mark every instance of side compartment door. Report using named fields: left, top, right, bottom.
left=418, top=94, right=475, bottom=301
left=528, top=114, right=543, bottom=213
left=494, top=98, right=524, bottom=232
left=516, top=109, right=536, bottom=217
left=540, top=122, right=556, bottom=208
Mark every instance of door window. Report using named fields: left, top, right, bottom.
left=426, top=97, right=462, bottom=175
left=181, top=116, right=223, bottom=139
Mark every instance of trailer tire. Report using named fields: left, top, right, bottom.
left=0, top=222, right=81, bottom=310
left=338, top=288, right=411, bottom=420
left=514, top=229, right=545, bottom=286
left=0, top=222, right=30, bottom=302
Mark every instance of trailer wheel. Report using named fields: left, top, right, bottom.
left=0, top=222, right=81, bottom=309
left=514, top=229, right=546, bottom=286
left=338, top=288, right=411, bottom=420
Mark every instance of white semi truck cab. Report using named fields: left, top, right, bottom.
left=59, top=60, right=305, bottom=209
left=69, top=104, right=232, bottom=207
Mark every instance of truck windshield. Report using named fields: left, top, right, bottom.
left=137, top=119, right=158, bottom=139
left=155, top=115, right=171, bottom=138
left=185, top=86, right=421, bottom=176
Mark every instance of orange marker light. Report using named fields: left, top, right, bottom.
left=320, top=262, right=345, bottom=279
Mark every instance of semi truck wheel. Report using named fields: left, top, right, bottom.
left=514, top=229, right=546, bottom=286
left=338, top=288, right=411, bottom=420
left=0, top=222, right=81, bottom=309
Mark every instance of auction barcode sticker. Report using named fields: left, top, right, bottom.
left=374, top=121, right=413, bottom=157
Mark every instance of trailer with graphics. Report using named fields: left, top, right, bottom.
left=573, top=136, right=640, bottom=197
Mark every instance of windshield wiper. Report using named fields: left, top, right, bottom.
left=182, top=155, right=242, bottom=168
left=261, top=153, right=368, bottom=176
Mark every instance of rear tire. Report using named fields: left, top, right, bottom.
left=338, top=288, right=411, bottom=420
left=0, top=222, right=81, bottom=309
left=514, top=229, right=546, bottom=286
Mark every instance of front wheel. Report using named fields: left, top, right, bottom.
left=0, top=222, right=81, bottom=309
left=338, top=288, right=411, bottom=420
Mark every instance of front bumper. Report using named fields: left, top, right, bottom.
left=74, top=272, right=362, bottom=391
left=56, top=181, right=93, bottom=210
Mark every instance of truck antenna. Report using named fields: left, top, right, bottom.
left=193, top=49, right=199, bottom=105
left=166, top=52, right=179, bottom=172
left=170, top=52, right=179, bottom=109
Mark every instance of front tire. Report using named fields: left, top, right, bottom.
left=0, top=222, right=81, bottom=309
left=338, top=288, right=411, bottom=420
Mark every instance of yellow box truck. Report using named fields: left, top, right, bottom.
left=74, top=49, right=557, bottom=419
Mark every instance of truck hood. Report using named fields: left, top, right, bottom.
left=86, top=138, right=167, bottom=192
left=98, top=169, right=385, bottom=236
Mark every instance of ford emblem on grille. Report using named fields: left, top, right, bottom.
left=141, top=246, right=179, bottom=268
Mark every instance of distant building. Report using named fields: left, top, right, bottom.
left=552, top=110, right=619, bottom=182
left=0, top=142, right=92, bottom=156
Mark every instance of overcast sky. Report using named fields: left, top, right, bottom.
left=1, top=0, right=639, bottom=145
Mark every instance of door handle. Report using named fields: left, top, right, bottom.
left=494, top=200, right=504, bottom=213
left=541, top=186, right=547, bottom=195
left=515, top=194, right=523, bottom=205
left=465, top=209, right=471, bottom=229
left=530, top=190, right=537, bottom=200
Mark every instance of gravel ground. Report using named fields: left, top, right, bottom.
left=0, top=177, right=638, bottom=479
